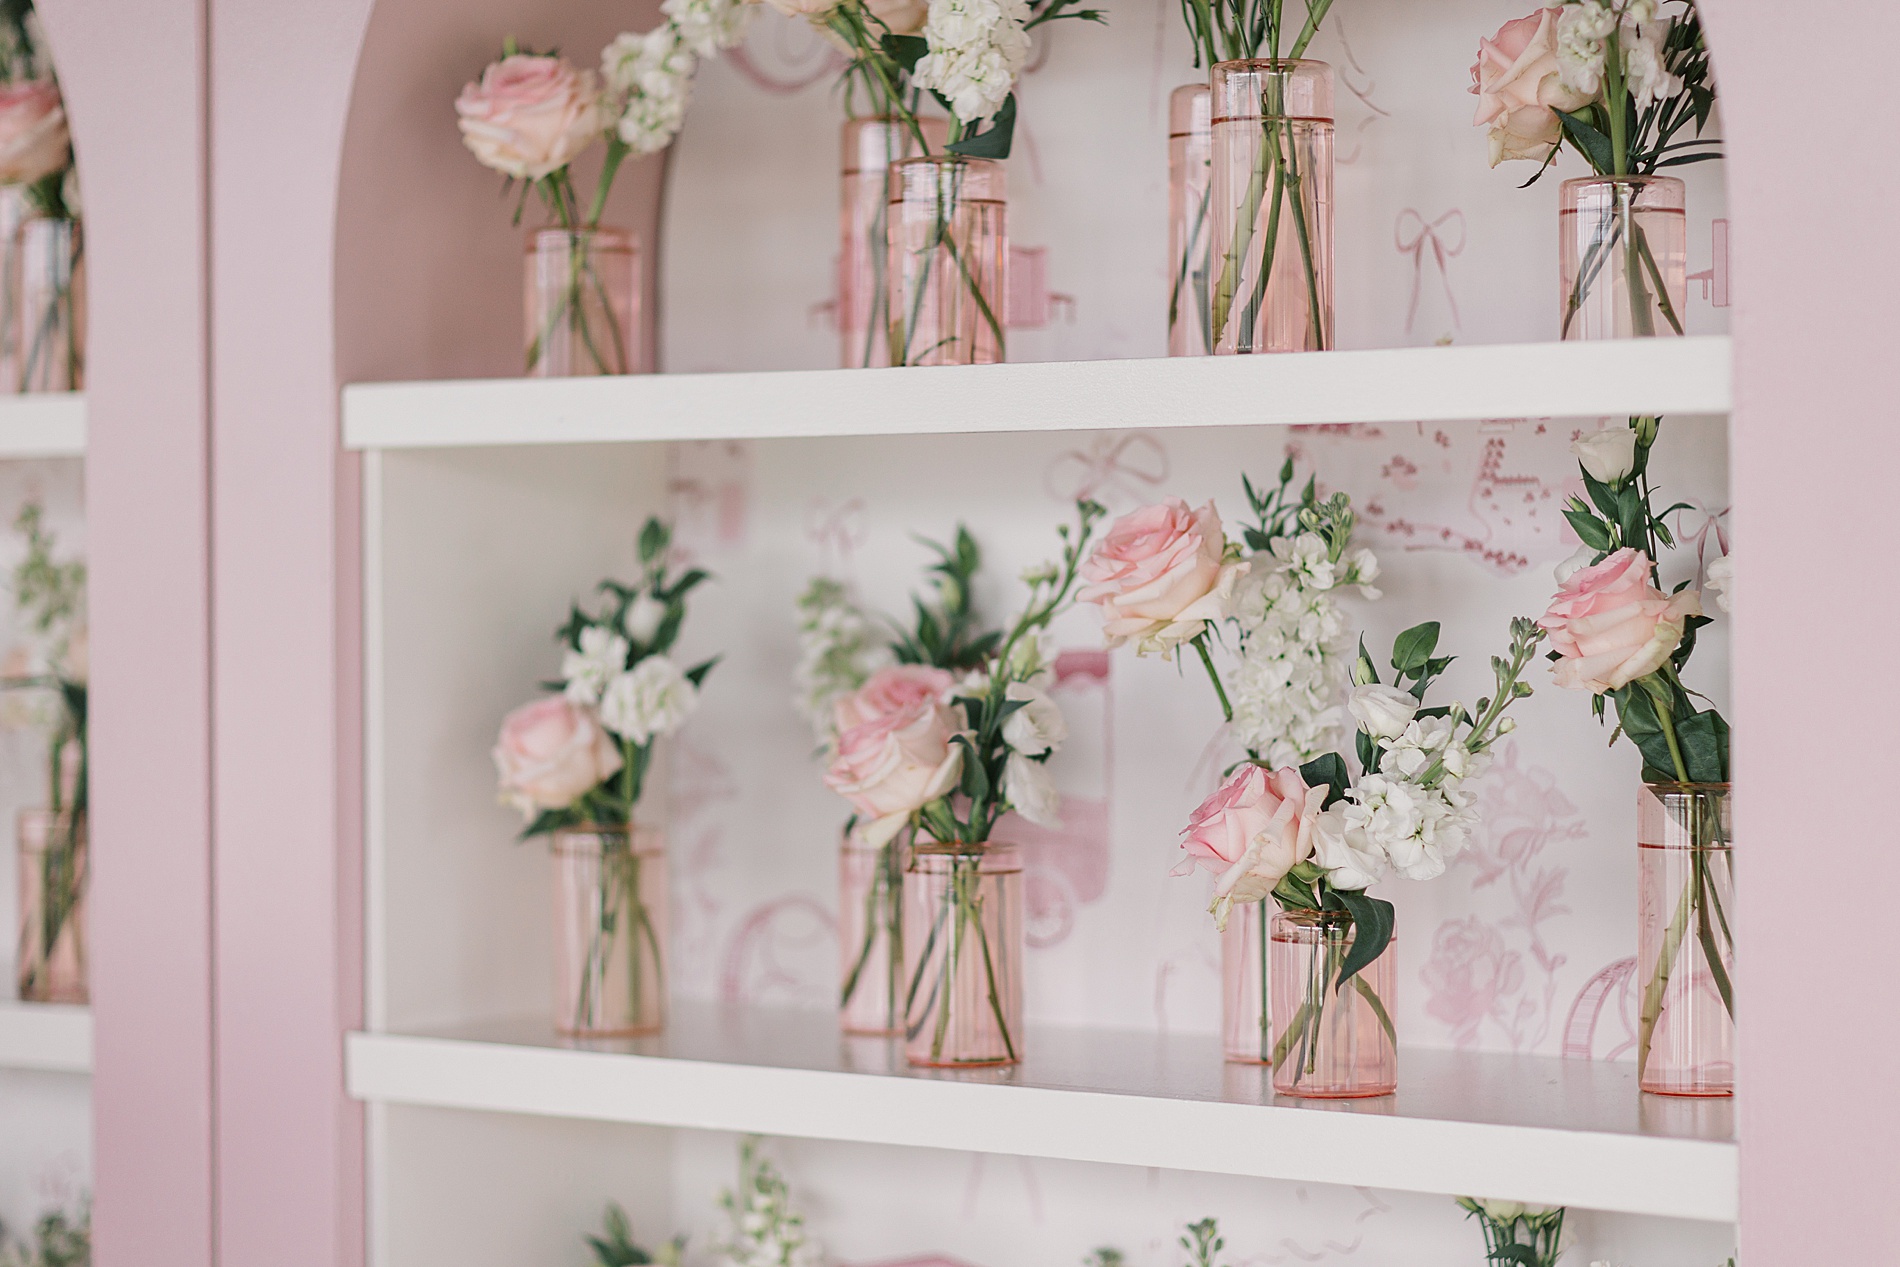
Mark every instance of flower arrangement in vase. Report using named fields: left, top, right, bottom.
left=1457, top=1199, right=1566, bottom=1267
left=492, top=518, right=716, bottom=1036
left=819, top=501, right=1103, bottom=1065
left=1176, top=0, right=1344, bottom=354
left=712, top=1138, right=821, bottom=1267
left=788, top=0, right=1103, bottom=365
left=1082, top=478, right=1542, bottom=1094
left=795, top=527, right=1002, bottom=1036
left=3, top=498, right=87, bottom=1004
left=1469, top=1, right=1719, bottom=339
left=0, top=4, right=80, bottom=393
left=1536, top=417, right=1732, bottom=1096
left=456, top=4, right=750, bottom=376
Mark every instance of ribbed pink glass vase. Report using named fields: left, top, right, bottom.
left=1168, top=82, right=1213, bottom=358
left=839, top=116, right=949, bottom=369
left=1637, top=782, right=1734, bottom=1096
left=839, top=824, right=906, bottom=1036
left=1269, top=908, right=1396, bottom=1098
left=1558, top=175, right=1686, bottom=340
left=524, top=226, right=642, bottom=377
left=1221, top=900, right=1270, bottom=1062
left=16, top=217, right=84, bottom=392
left=552, top=823, right=667, bottom=1036
left=903, top=842, right=1022, bottom=1067
left=886, top=156, right=1007, bottom=367
left=0, top=187, right=33, bottom=393
left=17, top=809, right=88, bottom=1004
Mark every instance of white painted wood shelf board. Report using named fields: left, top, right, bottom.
left=346, top=1004, right=1736, bottom=1223
left=0, top=393, right=86, bottom=457
left=343, top=337, right=1731, bottom=450
left=0, top=1001, right=93, bottom=1072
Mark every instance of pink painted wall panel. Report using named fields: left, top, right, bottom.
left=33, top=2, right=216, bottom=1264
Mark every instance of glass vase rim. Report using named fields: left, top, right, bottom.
left=1641, top=779, right=1731, bottom=793
left=526, top=224, right=634, bottom=245
left=1211, top=56, right=1331, bottom=72
left=1558, top=173, right=1685, bottom=191
left=1272, top=905, right=1378, bottom=930
left=911, top=838, right=1015, bottom=856
left=889, top=153, right=1002, bottom=172
left=549, top=821, right=662, bottom=848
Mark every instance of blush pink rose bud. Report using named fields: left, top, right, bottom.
left=494, top=696, right=623, bottom=820
left=1079, top=498, right=1248, bottom=655
left=456, top=54, right=605, bottom=181
left=1538, top=547, right=1700, bottom=694
left=0, top=81, right=70, bottom=186
left=824, top=686, right=965, bottom=847
left=1469, top=8, right=1592, bottom=166
left=1177, top=763, right=1327, bottom=930
left=832, top=663, right=956, bottom=734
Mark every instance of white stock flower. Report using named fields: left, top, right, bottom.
left=603, top=27, right=697, bottom=154
left=1001, top=680, right=1066, bottom=756
left=1312, top=805, right=1387, bottom=891
left=624, top=591, right=669, bottom=644
left=1381, top=715, right=1456, bottom=779
left=1003, top=752, right=1061, bottom=828
left=1343, top=546, right=1382, bottom=598
left=1704, top=553, right=1732, bottom=614
left=562, top=624, right=630, bottom=705
left=1572, top=425, right=1637, bottom=483
left=1556, top=1, right=1616, bottom=97
left=913, top=0, right=1032, bottom=126
left=793, top=579, right=889, bottom=742
left=1623, top=15, right=1682, bottom=108
left=1273, top=532, right=1338, bottom=591
left=1337, top=772, right=1481, bottom=883
left=1348, top=684, right=1419, bottom=741
left=661, top=0, right=755, bottom=57
left=599, top=655, right=698, bottom=743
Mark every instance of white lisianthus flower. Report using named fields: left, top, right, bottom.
left=661, top=0, right=756, bottom=57
left=1572, top=425, right=1637, bottom=484
left=1704, top=553, right=1732, bottom=614
left=1003, top=752, right=1061, bottom=828
left=1001, top=680, right=1066, bottom=756
left=913, top=0, right=1032, bottom=126
left=1312, top=805, right=1387, bottom=890
left=562, top=624, right=631, bottom=705
left=599, top=655, right=698, bottom=743
left=624, top=591, right=669, bottom=645
left=1554, top=544, right=1599, bottom=585
left=1348, top=684, right=1419, bottom=741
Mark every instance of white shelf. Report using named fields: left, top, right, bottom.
left=0, top=392, right=86, bottom=457
left=0, top=1001, right=93, bottom=1072
left=342, top=337, right=1731, bottom=450
left=346, top=1004, right=1735, bottom=1222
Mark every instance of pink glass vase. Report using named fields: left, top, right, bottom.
left=1268, top=907, right=1396, bottom=1098
left=552, top=823, right=667, bottom=1037
left=1558, top=175, right=1686, bottom=340
left=1637, top=782, right=1734, bottom=1096
left=16, top=217, right=84, bottom=392
left=839, top=824, right=907, bottom=1036
left=839, top=116, right=949, bottom=369
left=1168, top=82, right=1213, bottom=358
left=886, top=156, right=1007, bottom=367
left=1221, top=900, right=1270, bottom=1063
left=0, top=187, right=32, bottom=394
left=903, top=842, right=1022, bottom=1067
left=17, top=809, right=88, bottom=1004
left=524, top=226, right=643, bottom=377
left=1208, top=59, right=1333, bottom=355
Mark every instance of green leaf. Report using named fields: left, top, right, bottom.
left=1583, top=472, right=1620, bottom=520
left=1674, top=707, right=1730, bottom=783
left=1563, top=505, right=1615, bottom=552
left=881, top=32, right=928, bottom=72
left=1390, top=622, right=1440, bottom=676
left=661, top=568, right=710, bottom=602
left=1297, top=753, right=1349, bottom=808
left=1559, top=109, right=1614, bottom=173
left=638, top=517, right=670, bottom=565
left=1612, top=683, right=1683, bottom=783
left=684, top=656, right=719, bottom=688
left=1334, top=890, right=1395, bottom=991
left=954, top=734, right=989, bottom=802
left=1356, top=727, right=1378, bottom=774
left=946, top=94, right=1017, bottom=160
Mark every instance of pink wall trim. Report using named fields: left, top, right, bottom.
left=35, top=2, right=218, bottom=1264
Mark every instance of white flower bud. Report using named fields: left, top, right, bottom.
left=624, top=592, right=668, bottom=645
left=1571, top=426, right=1637, bottom=484
left=1348, top=684, right=1419, bottom=741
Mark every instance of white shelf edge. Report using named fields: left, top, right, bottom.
left=0, top=1001, right=94, bottom=1072
left=342, top=337, right=1731, bottom=450
left=345, top=1029, right=1737, bottom=1222
left=0, top=392, right=86, bottom=458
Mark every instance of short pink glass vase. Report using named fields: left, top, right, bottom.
left=903, top=841, right=1022, bottom=1067
left=1268, top=907, right=1396, bottom=1098
left=839, top=116, right=949, bottom=369
left=17, top=808, right=88, bottom=1004
left=886, top=156, right=1007, bottom=367
left=16, top=216, right=84, bottom=392
left=523, top=226, right=643, bottom=377
left=1558, top=175, right=1686, bottom=340
left=1637, top=782, right=1734, bottom=1097
left=552, top=822, right=667, bottom=1037
left=839, top=824, right=906, bottom=1036
left=1221, top=900, right=1270, bottom=1063
left=1168, top=82, right=1213, bottom=358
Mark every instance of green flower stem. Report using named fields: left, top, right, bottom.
left=1193, top=633, right=1234, bottom=723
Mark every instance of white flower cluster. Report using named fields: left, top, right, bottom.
left=1311, top=686, right=1494, bottom=889
left=1227, top=532, right=1379, bottom=768
left=1000, top=650, right=1065, bottom=829
left=792, top=577, right=891, bottom=743
left=912, top=0, right=1032, bottom=126
left=1556, top=0, right=1682, bottom=107
left=563, top=623, right=699, bottom=745
left=714, top=1146, right=824, bottom=1267
left=602, top=0, right=751, bottom=155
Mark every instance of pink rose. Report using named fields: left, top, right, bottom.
left=865, top=0, right=928, bottom=35
left=1538, top=547, right=1700, bottom=694
left=825, top=691, right=965, bottom=847
left=0, top=81, right=70, bottom=186
left=1177, top=763, right=1326, bottom=929
left=1469, top=8, right=1592, bottom=167
left=494, top=696, right=623, bottom=819
left=1079, top=498, right=1248, bottom=654
left=832, top=664, right=956, bottom=734
left=456, top=54, right=604, bottom=181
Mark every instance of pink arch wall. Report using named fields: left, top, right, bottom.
left=39, top=0, right=1900, bottom=1261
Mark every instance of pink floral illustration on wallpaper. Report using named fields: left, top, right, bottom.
left=1562, top=956, right=1639, bottom=1061
left=1004, top=650, right=1112, bottom=948
left=670, top=733, right=742, bottom=996
left=1422, top=742, right=1584, bottom=1052
left=1395, top=208, right=1464, bottom=335
left=1669, top=497, right=1730, bottom=581
left=671, top=440, right=752, bottom=551
left=1357, top=426, right=1574, bottom=575
left=1331, top=17, right=1390, bottom=166
left=719, top=894, right=835, bottom=1007
left=724, top=18, right=844, bottom=95
left=1043, top=432, right=1169, bottom=512
left=1251, top=1187, right=1391, bottom=1263
left=806, top=496, right=871, bottom=579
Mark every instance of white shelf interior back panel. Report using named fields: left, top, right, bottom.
left=0, top=1002, right=92, bottom=1073
left=343, top=337, right=1731, bottom=450
left=0, top=394, right=86, bottom=458
left=347, top=1004, right=1736, bottom=1223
